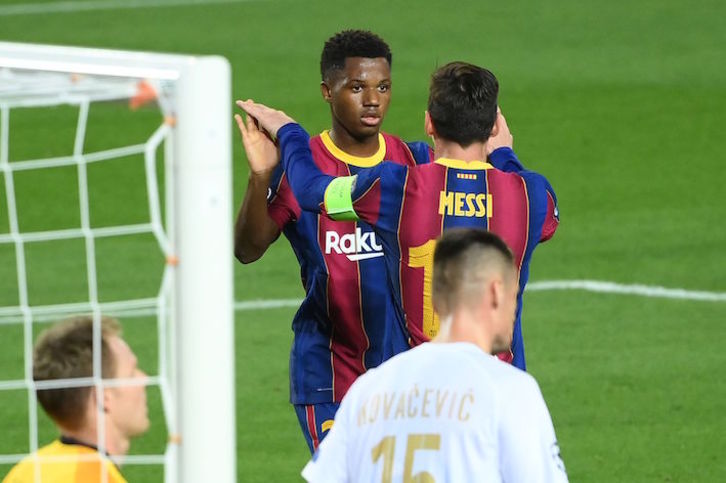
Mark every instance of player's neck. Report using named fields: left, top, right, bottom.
left=60, top=426, right=98, bottom=450
left=61, top=423, right=129, bottom=456
left=433, top=310, right=493, bottom=354
left=328, top=125, right=381, bottom=158
left=105, top=425, right=130, bottom=456
left=433, top=138, right=486, bottom=163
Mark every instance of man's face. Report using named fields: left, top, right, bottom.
left=323, top=57, right=392, bottom=141
left=106, top=335, right=149, bottom=439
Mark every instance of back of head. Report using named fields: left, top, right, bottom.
left=33, top=315, right=120, bottom=431
left=427, top=62, right=499, bottom=147
left=432, top=229, right=515, bottom=317
left=320, top=30, right=392, bottom=82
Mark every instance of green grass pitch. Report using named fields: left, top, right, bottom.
left=1, top=0, right=725, bottom=481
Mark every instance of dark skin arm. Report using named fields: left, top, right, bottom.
left=233, top=171, right=281, bottom=263
left=233, top=105, right=283, bottom=263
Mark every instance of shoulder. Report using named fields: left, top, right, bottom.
left=380, top=132, right=405, bottom=147
left=309, top=132, right=323, bottom=148
left=436, top=344, right=541, bottom=398
left=483, top=360, right=548, bottom=417
left=381, top=132, right=432, bottom=166
left=3, top=441, right=77, bottom=481
left=516, top=168, right=553, bottom=190
left=307, top=133, right=328, bottom=163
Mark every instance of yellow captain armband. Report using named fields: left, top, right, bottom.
left=324, top=175, right=359, bottom=221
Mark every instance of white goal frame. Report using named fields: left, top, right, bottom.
left=0, top=42, right=235, bottom=483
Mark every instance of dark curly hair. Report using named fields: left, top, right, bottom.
left=320, top=30, right=392, bottom=81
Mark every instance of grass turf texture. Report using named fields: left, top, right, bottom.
left=1, top=0, right=725, bottom=480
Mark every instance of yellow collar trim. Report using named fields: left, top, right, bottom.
left=320, top=130, right=386, bottom=167
left=434, top=158, right=493, bottom=170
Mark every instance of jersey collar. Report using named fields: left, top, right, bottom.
left=434, top=157, right=494, bottom=170
left=60, top=435, right=121, bottom=470
left=320, top=130, right=386, bottom=168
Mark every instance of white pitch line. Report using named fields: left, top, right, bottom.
left=235, top=298, right=303, bottom=311
left=0, top=0, right=260, bottom=17
left=0, top=280, right=721, bottom=324
left=234, top=279, right=726, bottom=311
left=526, top=280, right=726, bottom=302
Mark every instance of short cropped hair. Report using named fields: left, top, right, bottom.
left=432, top=229, right=515, bottom=316
left=427, top=62, right=499, bottom=147
left=33, top=315, right=121, bottom=430
left=320, top=30, right=392, bottom=81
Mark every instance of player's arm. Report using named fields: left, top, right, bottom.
left=237, top=100, right=387, bottom=226
left=236, top=99, right=336, bottom=214
left=237, top=99, right=385, bottom=223
left=486, top=108, right=526, bottom=173
left=489, top=105, right=558, bottom=243
left=233, top=172, right=281, bottom=263
left=522, top=170, right=560, bottom=243
left=499, top=377, right=569, bottom=482
left=233, top=110, right=283, bottom=263
left=540, top=176, right=559, bottom=242
left=277, top=125, right=390, bottom=226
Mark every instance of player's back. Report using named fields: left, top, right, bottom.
left=3, top=440, right=126, bottom=483
left=329, top=342, right=565, bottom=482
left=360, top=159, right=558, bottom=367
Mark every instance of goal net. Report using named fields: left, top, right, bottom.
left=0, top=42, right=235, bottom=482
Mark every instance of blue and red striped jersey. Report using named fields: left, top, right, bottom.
left=278, top=124, right=559, bottom=371
left=266, top=130, right=432, bottom=403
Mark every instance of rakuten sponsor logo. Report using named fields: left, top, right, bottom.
left=325, top=228, right=384, bottom=261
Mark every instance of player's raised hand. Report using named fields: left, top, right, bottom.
left=485, top=107, right=514, bottom=156
left=234, top=100, right=280, bottom=175
left=236, top=99, right=295, bottom=137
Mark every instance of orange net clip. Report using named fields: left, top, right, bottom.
left=130, top=80, right=157, bottom=110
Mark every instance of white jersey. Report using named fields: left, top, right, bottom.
left=302, top=342, right=568, bottom=483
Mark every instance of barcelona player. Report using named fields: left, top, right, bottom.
left=234, top=30, right=431, bottom=453
left=236, top=61, right=559, bottom=373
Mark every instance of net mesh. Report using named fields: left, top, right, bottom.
left=0, top=67, right=178, bottom=481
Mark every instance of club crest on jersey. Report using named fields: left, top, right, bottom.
left=325, top=228, right=384, bottom=261
left=438, top=191, right=493, bottom=218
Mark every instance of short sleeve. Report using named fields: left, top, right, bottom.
left=267, top=173, right=302, bottom=229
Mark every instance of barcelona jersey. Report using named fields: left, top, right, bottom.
left=267, top=130, right=431, bottom=403
left=3, top=438, right=126, bottom=483
left=278, top=124, right=559, bottom=371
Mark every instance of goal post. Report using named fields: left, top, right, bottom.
left=0, top=42, right=235, bottom=482
left=174, top=55, right=236, bottom=483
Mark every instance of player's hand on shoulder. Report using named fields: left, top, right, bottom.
left=485, top=107, right=514, bottom=156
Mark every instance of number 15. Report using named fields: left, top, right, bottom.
left=371, top=433, right=441, bottom=482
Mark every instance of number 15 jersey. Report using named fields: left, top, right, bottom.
left=302, top=343, right=569, bottom=482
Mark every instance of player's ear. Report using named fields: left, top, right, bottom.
left=320, top=82, right=332, bottom=103
left=102, top=389, right=110, bottom=414
left=424, top=111, right=436, bottom=137
left=489, top=114, right=499, bottom=139
left=490, top=277, right=504, bottom=311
